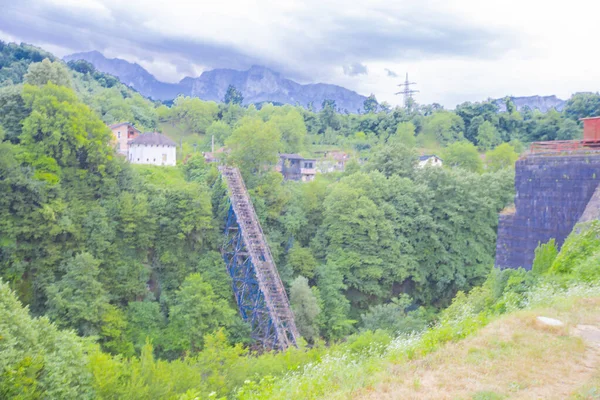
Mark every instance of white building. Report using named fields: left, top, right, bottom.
left=418, top=155, right=443, bottom=168
left=128, top=132, right=177, bottom=166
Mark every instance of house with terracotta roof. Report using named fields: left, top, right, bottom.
left=109, top=122, right=141, bottom=155
left=128, top=132, right=177, bottom=166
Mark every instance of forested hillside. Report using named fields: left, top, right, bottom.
left=2, top=41, right=600, bottom=398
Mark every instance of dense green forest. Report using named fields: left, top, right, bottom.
left=2, top=41, right=600, bottom=398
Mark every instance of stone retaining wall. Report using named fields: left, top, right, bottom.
left=495, top=153, right=600, bottom=269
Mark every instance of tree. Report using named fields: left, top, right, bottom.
left=455, top=100, right=499, bottom=143
left=267, top=109, right=307, bottom=153
left=206, top=120, right=232, bottom=146
left=0, top=280, right=95, bottom=398
left=0, top=84, right=28, bottom=143
left=20, top=83, right=113, bottom=182
left=316, top=263, right=354, bottom=340
left=0, top=41, right=57, bottom=85
left=379, top=101, right=391, bottom=113
left=24, top=58, right=72, bottom=88
left=421, top=111, right=465, bottom=145
left=485, top=143, right=519, bottom=171
left=46, top=253, right=110, bottom=336
left=165, top=273, right=235, bottom=354
left=100, top=305, right=134, bottom=356
left=466, top=115, right=485, bottom=142
left=530, top=109, right=561, bottom=141
left=290, top=276, right=321, bottom=341
left=557, top=118, right=582, bottom=140
left=441, top=141, right=483, bottom=173
left=320, top=172, right=409, bottom=303
left=66, top=59, right=95, bottom=75
left=368, top=142, right=418, bottom=178
left=225, top=117, right=282, bottom=180
left=319, top=99, right=340, bottom=131
left=476, top=121, right=501, bottom=151
left=361, top=295, right=429, bottom=335
left=89, top=86, right=158, bottom=130
left=564, top=92, right=600, bottom=121
left=363, top=94, right=379, bottom=114
left=532, top=239, right=558, bottom=275
left=287, top=245, right=318, bottom=278
left=170, top=96, right=219, bottom=134
left=393, top=122, right=416, bottom=147
left=126, top=301, right=166, bottom=354
left=223, top=85, right=244, bottom=105
left=411, top=167, right=513, bottom=304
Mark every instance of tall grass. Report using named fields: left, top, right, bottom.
left=234, top=279, right=600, bottom=399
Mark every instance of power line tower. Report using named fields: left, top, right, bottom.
left=395, top=73, right=419, bottom=109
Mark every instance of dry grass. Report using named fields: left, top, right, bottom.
left=500, top=204, right=516, bottom=215
left=355, top=297, right=600, bottom=400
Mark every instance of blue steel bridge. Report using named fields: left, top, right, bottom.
left=220, top=166, right=299, bottom=350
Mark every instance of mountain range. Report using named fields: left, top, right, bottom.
left=63, top=51, right=368, bottom=112
left=64, top=51, right=568, bottom=114
left=494, top=95, right=566, bottom=113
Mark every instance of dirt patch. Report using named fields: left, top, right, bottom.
left=574, top=325, right=600, bottom=346
left=354, top=300, right=600, bottom=400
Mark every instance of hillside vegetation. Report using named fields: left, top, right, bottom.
left=230, top=222, right=600, bottom=399
left=2, top=41, right=600, bottom=399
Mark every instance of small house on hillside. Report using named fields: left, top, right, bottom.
left=129, top=132, right=177, bottom=166
left=109, top=122, right=141, bottom=155
left=418, top=155, right=443, bottom=168
left=276, top=154, right=316, bottom=182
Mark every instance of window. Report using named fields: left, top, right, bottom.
left=162, top=154, right=167, bottom=163
left=117, top=131, right=121, bottom=139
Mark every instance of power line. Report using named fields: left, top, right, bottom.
left=395, top=73, right=419, bottom=108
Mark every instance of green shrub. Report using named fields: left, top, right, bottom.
left=550, top=221, right=600, bottom=276
left=345, top=330, right=392, bottom=356
left=472, top=391, right=506, bottom=400
left=532, top=239, right=558, bottom=275
left=571, top=254, right=600, bottom=282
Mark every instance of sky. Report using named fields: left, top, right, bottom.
left=1, top=0, right=599, bottom=108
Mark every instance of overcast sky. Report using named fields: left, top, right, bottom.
left=1, top=0, right=599, bottom=107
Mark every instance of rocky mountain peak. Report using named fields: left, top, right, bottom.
left=63, top=51, right=367, bottom=111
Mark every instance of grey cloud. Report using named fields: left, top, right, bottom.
left=288, top=7, right=513, bottom=68
left=0, top=1, right=515, bottom=84
left=385, top=68, right=398, bottom=78
left=0, top=1, right=268, bottom=79
left=343, top=62, right=368, bottom=76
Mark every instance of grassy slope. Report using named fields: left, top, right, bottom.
left=356, top=297, right=600, bottom=400
left=130, top=164, right=194, bottom=190
left=158, top=121, right=207, bottom=161
left=242, top=283, right=600, bottom=400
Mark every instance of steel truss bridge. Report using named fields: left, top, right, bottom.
left=220, top=166, right=299, bottom=350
